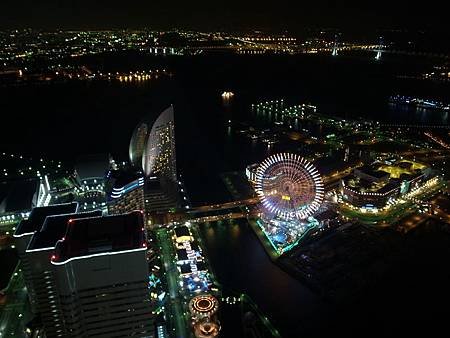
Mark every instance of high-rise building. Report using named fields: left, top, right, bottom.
left=13, top=202, right=78, bottom=312
left=144, top=176, right=180, bottom=214
left=129, top=106, right=180, bottom=213
left=74, top=153, right=111, bottom=186
left=50, top=212, right=154, bottom=337
left=142, top=106, right=176, bottom=182
left=0, top=177, right=40, bottom=226
left=25, top=210, right=101, bottom=337
left=129, top=124, right=148, bottom=170
left=129, top=105, right=177, bottom=182
left=74, top=154, right=111, bottom=212
left=106, top=169, right=145, bottom=215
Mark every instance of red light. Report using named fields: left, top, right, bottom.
left=142, top=243, right=147, bottom=248
left=51, top=255, right=56, bottom=260
left=68, top=219, right=74, bottom=223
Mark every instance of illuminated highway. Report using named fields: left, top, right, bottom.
left=182, top=164, right=357, bottom=224
left=155, top=229, right=189, bottom=338
left=0, top=266, right=29, bottom=338
left=430, top=194, right=450, bottom=224
left=187, top=197, right=260, bottom=213
left=191, top=212, right=249, bottom=223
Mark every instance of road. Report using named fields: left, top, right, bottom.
left=0, top=266, right=30, bottom=337
left=340, top=200, right=417, bottom=226
left=340, top=178, right=444, bottom=226
left=429, top=194, right=450, bottom=224
left=156, top=230, right=189, bottom=338
left=188, top=197, right=259, bottom=213
left=396, top=213, right=429, bottom=233
left=192, top=212, right=249, bottom=223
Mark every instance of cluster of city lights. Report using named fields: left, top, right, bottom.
left=221, top=91, right=234, bottom=99
left=255, top=153, right=324, bottom=220
left=172, top=224, right=212, bottom=293
left=242, top=37, right=296, bottom=42
left=117, top=70, right=169, bottom=82
left=424, top=132, right=450, bottom=149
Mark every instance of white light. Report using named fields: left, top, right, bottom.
left=255, top=153, right=324, bottom=220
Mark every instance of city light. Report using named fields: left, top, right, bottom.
left=1, top=15, right=449, bottom=338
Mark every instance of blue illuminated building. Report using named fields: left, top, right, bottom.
left=106, top=169, right=145, bottom=217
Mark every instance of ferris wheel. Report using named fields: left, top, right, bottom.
left=255, top=153, right=324, bottom=220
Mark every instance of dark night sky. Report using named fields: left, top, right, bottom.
left=0, top=0, right=448, bottom=33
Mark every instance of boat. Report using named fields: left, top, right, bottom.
left=389, top=95, right=449, bottom=111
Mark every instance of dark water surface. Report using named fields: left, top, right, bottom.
left=1, top=53, right=449, bottom=336
left=1, top=53, right=448, bottom=203
left=199, top=220, right=331, bottom=336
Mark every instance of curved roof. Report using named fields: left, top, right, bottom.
left=129, top=122, right=149, bottom=168
left=0, top=178, right=39, bottom=213
left=128, top=105, right=176, bottom=179
left=142, top=105, right=174, bottom=176
left=75, top=154, right=110, bottom=181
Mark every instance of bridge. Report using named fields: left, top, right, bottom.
left=187, top=197, right=260, bottom=214
left=179, top=172, right=349, bottom=222
left=150, top=42, right=449, bottom=60
left=372, top=48, right=450, bottom=60
left=190, top=212, right=250, bottom=223
left=379, top=124, right=450, bottom=130
left=149, top=172, right=346, bottom=226
left=148, top=197, right=260, bottom=226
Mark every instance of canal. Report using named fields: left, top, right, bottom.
left=198, top=219, right=332, bottom=337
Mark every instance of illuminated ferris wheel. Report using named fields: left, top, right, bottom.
left=255, top=153, right=324, bottom=220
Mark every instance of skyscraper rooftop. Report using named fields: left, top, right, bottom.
left=27, top=210, right=102, bottom=250
left=14, top=202, right=78, bottom=237
left=52, top=211, right=146, bottom=263
left=0, top=178, right=39, bottom=214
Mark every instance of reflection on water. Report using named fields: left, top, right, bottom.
left=1, top=53, right=448, bottom=336
left=230, top=222, right=241, bottom=239
left=389, top=104, right=449, bottom=125
left=199, top=219, right=331, bottom=336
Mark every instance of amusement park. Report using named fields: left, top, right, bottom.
left=1, top=15, right=450, bottom=336
left=252, top=153, right=325, bottom=255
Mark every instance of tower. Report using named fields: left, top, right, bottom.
left=332, top=34, right=339, bottom=56
left=129, top=124, right=149, bottom=168
left=375, top=36, right=383, bottom=60
left=142, top=106, right=177, bottom=182
left=50, top=212, right=154, bottom=337
left=129, top=105, right=177, bottom=182
left=129, top=106, right=180, bottom=213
